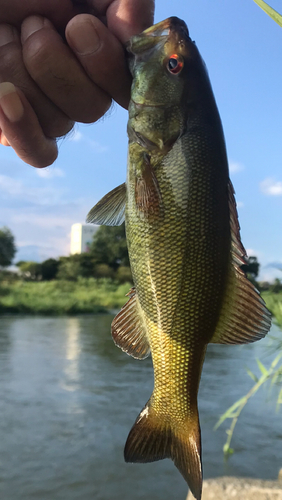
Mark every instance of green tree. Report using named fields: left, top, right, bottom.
left=93, top=263, right=114, bottom=279
left=57, top=253, right=95, bottom=281
left=41, top=258, right=59, bottom=281
left=90, top=224, right=129, bottom=270
left=17, top=261, right=42, bottom=280
left=269, top=278, right=282, bottom=294
left=0, top=227, right=16, bottom=268
left=241, top=256, right=260, bottom=279
left=115, top=265, right=132, bottom=283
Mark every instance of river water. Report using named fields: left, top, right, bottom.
left=0, top=314, right=281, bottom=500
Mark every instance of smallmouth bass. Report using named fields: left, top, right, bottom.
left=87, top=17, right=271, bottom=500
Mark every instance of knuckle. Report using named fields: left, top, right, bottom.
left=41, top=116, right=75, bottom=139
left=22, top=35, right=53, bottom=78
left=0, top=42, right=23, bottom=80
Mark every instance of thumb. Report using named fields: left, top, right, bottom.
left=106, top=0, right=155, bottom=43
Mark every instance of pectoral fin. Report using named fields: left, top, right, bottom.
left=86, top=183, right=126, bottom=226
left=210, top=181, right=271, bottom=345
left=135, top=155, right=162, bottom=219
left=111, top=288, right=150, bottom=359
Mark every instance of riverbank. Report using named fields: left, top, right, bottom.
left=0, top=278, right=131, bottom=315
left=187, top=474, right=282, bottom=499
left=0, top=278, right=282, bottom=324
left=262, top=292, right=282, bottom=328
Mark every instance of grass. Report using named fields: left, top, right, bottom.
left=0, top=278, right=132, bottom=315
left=1, top=279, right=282, bottom=324
left=262, top=291, right=282, bottom=328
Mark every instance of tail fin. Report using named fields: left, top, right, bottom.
left=124, top=400, right=202, bottom=500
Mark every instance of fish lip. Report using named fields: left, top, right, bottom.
left=131, top=98, right=167, bottom=108
left=142, top=17, right=189, bottom=38
left=126, top=16, right=190, bottom=56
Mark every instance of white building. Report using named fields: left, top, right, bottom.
left=70, top=224, right=99, bottom=254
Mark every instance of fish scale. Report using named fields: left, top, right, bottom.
left=87, top=16, right=271, bottom=500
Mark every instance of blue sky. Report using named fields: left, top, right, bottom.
left=0, top=0, right=281, bottom=281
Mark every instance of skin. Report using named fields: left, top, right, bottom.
left=0, top=0, right=155, bottom=167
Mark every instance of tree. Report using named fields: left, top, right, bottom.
left=241, top=256, right=260, bottom=279
left=56, top=253, right=95, bottom=280
left=90, top=224, right=129, bottom=270
left=269, top=278, right=282, bottom=294
left=0, top=227, right=16, bottom=268
left=115, top=265, right=132, bottom=283
left=41, top=258, right=60, bottom=280
left=16, top=261, right=42, bottom=280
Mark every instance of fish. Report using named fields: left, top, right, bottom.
left=87, top=17, right=272, bottom=500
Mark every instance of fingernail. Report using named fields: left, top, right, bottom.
left=68, top=19, right=101, bottom=55
left=0, top=82, right=24, bottom=123
left=0, top=24, right=18, bottom=46
left=21, top=15, right=53, bottom=44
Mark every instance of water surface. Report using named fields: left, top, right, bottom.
left=0, top=315, right=281, bottom=499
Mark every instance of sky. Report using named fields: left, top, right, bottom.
left=0, top=0, right=282, bottom=281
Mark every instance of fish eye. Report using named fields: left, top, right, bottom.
left=167, top=54, right=183, bottom=74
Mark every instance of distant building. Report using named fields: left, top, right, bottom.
left=70, top=224, right=98, bottom=254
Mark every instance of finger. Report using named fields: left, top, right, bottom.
left=0, top=0, right=86, bottom=31
left=66, top=14, right=131, bottom=108
left=0, top=82, right=58, bottom=167
left=0, top=22, right=74, bottom=138
left=22, top=15, right=112, bottom=122
left=106, top=0, right=155, bottom=43
left=0, top=133, right=10, bottom=146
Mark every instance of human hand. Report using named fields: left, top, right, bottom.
left=0, top=0, right=154, bottom=167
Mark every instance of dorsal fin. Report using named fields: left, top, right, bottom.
left=210, top=180, right=271, bottom=345
left=86, top=183, right=126, bottom=226
left=111, top=288, right=150, bottom=359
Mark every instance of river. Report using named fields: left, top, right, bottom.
left=0, top=315, right=281, bottom=500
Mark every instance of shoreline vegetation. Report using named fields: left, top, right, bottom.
left=0, top=278, right=132, bottom=315
left=0, top=276, right=281, bottom=327
left=1, top=225, right=282, bottom=324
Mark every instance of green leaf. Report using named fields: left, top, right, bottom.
left=271, top=352, right=282, bottom=369
left=246, top=368, right=259, bottom=382
left=278, top=388, right=282, bottom=405
left=214, top=396, right=247, bottom=430
left=256, top=358, right=269, bottom=376
left=253, top=0, right=282, bottom=27
left=223, top=443, right=234, bottom=456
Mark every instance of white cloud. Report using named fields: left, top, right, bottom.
left=237, top=201, right=244, bottom=208
left=0, top=174, right=25, bottom=196
left=260, top=178, right=282, bottom=196
left=11, top=213, right=75, bottom=229
left=69, top=129, right=82, bottom=142
left=259, top=268, right=281, bottom=283
left=246, top=248, right=262, bottom=259
left=86, top=138, right=108, bottom=153
left=229, top=161, right=244, bottom=174
left=66, top=128, right=107, bottom=152
left=0, top=173, right=65, bottom=206
left=35, top=167, right=65, bottom=179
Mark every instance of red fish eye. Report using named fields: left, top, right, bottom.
left=167, top=54, right=183, bottom=74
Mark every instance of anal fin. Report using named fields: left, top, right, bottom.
left=111, top=288, right=150, bottom=359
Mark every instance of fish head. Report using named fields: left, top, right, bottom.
left=127, top=17, right=207, bottom=153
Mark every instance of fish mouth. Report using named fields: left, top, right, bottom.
left=126, top=17, right=190, bottom=56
